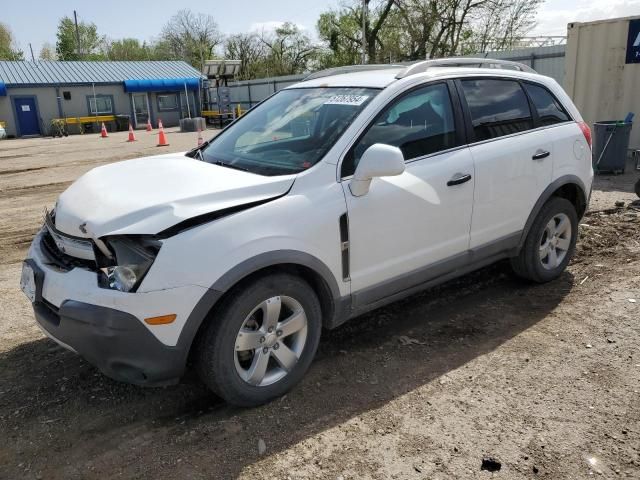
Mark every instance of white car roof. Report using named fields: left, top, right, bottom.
left=288, top=66, right=554, bottom=90
left=287, top=64, right=581, bottom=125
left=291, top=68, right=404, bottom=89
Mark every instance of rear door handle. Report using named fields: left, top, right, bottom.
left=532, top=150, right=550, bottom=160
left=447, top=173, right=472, bottom=186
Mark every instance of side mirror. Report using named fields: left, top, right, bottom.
left=349, top=144, right=405, bottom=197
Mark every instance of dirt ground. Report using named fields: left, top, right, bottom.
left=0, top=129, right=638, bottom=479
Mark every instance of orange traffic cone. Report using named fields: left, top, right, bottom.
left=146, top=118, right=152, bottom=132
left=197, top=128, right=204, bottom=146
left=127, top=124, right=136, bottom=142
left=157, top=120, right=169, bottom=147
left=100, top=122, right=108, bottom=138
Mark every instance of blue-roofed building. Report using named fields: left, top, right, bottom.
left=0, top=60, right=205, bottom=137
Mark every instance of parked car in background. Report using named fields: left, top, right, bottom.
left=22, top=58, right=593, bottom=406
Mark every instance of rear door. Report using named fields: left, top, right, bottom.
left=520, top=81, right=580, bottom=181
left=457, top=78, right=553, bottom=249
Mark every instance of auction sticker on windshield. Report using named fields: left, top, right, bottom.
left=325, top=95, right=369, bottom=106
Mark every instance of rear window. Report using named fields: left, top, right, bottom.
left=523, top=83, right=570, bottom=126
left=460, top=79, right=533, bottom=142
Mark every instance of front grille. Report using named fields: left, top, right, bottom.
left=40, top=229, right=96, bottom=271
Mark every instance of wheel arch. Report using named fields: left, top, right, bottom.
left=518, top=175, right=588, bottom=252
left=175, top=250, right=348, bottom=368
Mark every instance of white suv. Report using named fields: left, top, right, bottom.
left=22, top=59, right=593, bottom=406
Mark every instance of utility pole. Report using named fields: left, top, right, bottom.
left=29, top=43, right=35, bottom=62
left=361, top=0, right=367, bottom=64
left=74, top=10, right=82, bottom=59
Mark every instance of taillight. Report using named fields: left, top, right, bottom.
left=578, top=121, right=592, bottom=148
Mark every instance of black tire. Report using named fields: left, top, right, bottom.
left=511, top=197, right=578, bottom=283
left=195, top=273, right=322, bottom=407
left=634, top=178, right=640, bottom=199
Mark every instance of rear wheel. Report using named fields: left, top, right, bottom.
left=195, top=273, right=322, bottom=407
left=511, top=197, right=578, bottom=283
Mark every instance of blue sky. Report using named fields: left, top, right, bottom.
left=4, top=0, right=640, bottom=57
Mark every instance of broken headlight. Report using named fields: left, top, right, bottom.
left=99, top=237, right=161, bottom=292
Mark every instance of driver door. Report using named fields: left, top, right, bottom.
left=340, top=81, right=475, bottom=307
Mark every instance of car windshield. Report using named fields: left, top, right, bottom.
left=200, top=87, right=379, bottom=176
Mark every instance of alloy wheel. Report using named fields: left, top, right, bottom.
left=233, top=295, right=308, bottom=387
left=539, top=213, right=572, bottom=270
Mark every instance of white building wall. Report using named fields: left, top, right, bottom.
left=0, top=86, right=59, bottom=137
left=0, top=83, right=194, bottom=137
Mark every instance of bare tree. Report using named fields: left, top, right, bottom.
left=160, top=10, right=223, bottom=70
left=225, top=33, right=267, bottom=80
left=394, top=0, right=490, bottom=59
left=465, top=0, right=543, bottom=52
left=258, top=23, right=317, bottom=76
left=39, top=42, right=57, bottom=60
left=317, top=0, right=541, bottom=68
left=362, top=0, right=396, bottom=62
left=323, top=0, right=395, bottom=63
left=394, top=0, right=445, bottom=59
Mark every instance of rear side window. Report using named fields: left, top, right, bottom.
left=342, top=83, right=458, bottom=177
left=523, top=83, right=570, bottom=126
left=460, top=79, right=533, bottom=141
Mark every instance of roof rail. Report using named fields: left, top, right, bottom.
left=303, top=64, right=404, bottom=81
left=396, top=57, right=536, bottom=79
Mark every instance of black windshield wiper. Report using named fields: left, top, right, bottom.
left=213, top=160, right=250, bottom=172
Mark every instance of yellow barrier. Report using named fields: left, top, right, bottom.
left=201, top=110, right=224, bottom=118
left=201, top=106, right=246, bottom=118
left=52, top=115, right=117, bottom=125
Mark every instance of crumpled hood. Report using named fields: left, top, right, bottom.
left=54, top=153, right=295, bottom=238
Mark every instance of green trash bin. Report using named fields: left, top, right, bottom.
left=593, top=121, right=632, bottom=174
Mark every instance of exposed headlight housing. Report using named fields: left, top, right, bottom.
left=99, top=237, right=161, bottom=292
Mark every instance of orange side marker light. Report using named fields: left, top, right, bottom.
left=145, top=314, right=177, bottom=325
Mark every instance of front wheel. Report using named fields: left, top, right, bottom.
left=195, top=273, right=322, bottom=407
left=511, top=197, right=578, bottom=283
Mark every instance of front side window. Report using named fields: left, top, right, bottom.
left=342, top=83, right=458, bottom=177
left=523, top=83, right=570, bottom=126
left=158, top=94, right=178, bottom=111
left=88, top=96, right=113, bottom=115
left=201, top=87, right=378, bottom=176
left=461, top=79, right=533, bottom=141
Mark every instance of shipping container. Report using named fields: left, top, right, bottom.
left=565, top=15, right=640, bottom=150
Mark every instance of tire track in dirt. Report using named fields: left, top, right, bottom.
left=0, top=228, right=39, bottom=265
left=0, top=149, right=155, bottom=175
left=0, top=165, right=50, bottom=176
left=0, top=181, right=72, bottom=200
left=0, top=158, right=111, bottom=175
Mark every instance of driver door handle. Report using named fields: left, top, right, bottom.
left=447, top=173, right=472, bottom=187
